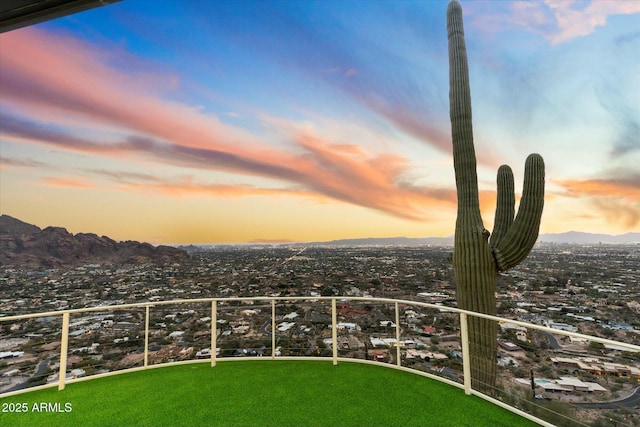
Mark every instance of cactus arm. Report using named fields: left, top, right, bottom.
left=492, top=153, right=545, bottom=271
left=490, top=165, right=515, bottom=248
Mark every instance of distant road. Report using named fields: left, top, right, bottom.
left=540, top=331, right=560, bottom=349
left=4, top=358, right=50, bottom=393
left=259, top=320, right=271, bottom=335
left=573, top=387, right=640, bottom=409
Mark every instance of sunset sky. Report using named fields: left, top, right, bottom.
left=1, top=0, right=639, bottom=244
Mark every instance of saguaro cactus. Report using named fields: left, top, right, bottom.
left=446, top=0, right=545, bottom=393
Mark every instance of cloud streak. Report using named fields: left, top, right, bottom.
left=0, top=28, right=456, bottom=222
left=543, top=0, right=640, bottom=45
left=0, top=156, right=47, bottom=169
left=556, top=174, right=640, bottom=228
left=2, top=2, right=637, bottom=240
left=475, top=0, right=640, bottom=45
left=41, top=176, right=98, bottom=189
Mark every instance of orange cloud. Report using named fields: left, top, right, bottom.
left=558, top=177, right=640, bottom=200
left=119, top=181, right=315, bottom=200
left=0, top=156, right=46, bottom=168
left=0, top=28, right=460, bottom=223
left=41, top=176, right=98, bottom=189
left=556, top=176, right=640, bottom=229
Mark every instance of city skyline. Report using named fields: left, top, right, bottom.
left=1, top=0, right=639, bottom=244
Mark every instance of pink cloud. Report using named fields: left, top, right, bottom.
left=0, top=28, right=256, bottom=153
left=544, top=0, right=640, bottom=45
left=471, top=0, right=640, bottom=45
left=41, top=176, right=98, bottom=189
left=0, top=156, right=47, bottom=168
left=119, top=180, right=316, bottom=200
left=556, top=176, right=640, bottom=229
left=0, top=27, right=457, bottom=222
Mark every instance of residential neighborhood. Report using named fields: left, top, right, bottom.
left=1, top=243, right=638, bottom=425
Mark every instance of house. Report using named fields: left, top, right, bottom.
left=515, top=331, right=528, bottom=342
left=368, top=349, right=389, bottom=362
left=546, top=321, right=577, bottom=332
left=167, top=331, right=184, bottom=339
left=0, top=351, right=24, bottom=359
left=336, top=322, right=360, bottom=333
left=405, top=349, right=448, bottom=361
left=337, top=304, right=368, bottom=318
left=369, top=338, right=387, bottom=348
left=421, top=325, right=436, bottom=335
left=556, top=377, right=606, bottom=392
left=196, top=348, right=211, bottom=358
left=233, top=346, right=267, bottom=357
left=498, top=340, right=522, bottom=351
left=277, top=322, right=295, bottom=332
left=337, top=336, right=365, bottom=350
left=3, top=368, right=20, bottom=377
left=283, top=312, right=298, bottom=321
left=515, top=377, right=608, bottom=394
left=68, top=368, right=86, bottom=379
left=232, top=325, right=249, bottom=334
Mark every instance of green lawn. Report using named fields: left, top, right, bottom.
left=1, top=360, right=540, bottom=427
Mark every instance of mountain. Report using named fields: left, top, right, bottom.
left=305, top=232, right=639, bottom=247
left=538, top=231, right=640, bottom=244
left=279, top=233, right=639, bottom=247
left=0, top=215, right=188, bottom=269
left=307, top=236, right=454, bottom=246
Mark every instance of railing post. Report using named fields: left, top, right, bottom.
left=211, top=300, right=217, bottom=367
left=332, top=298, right=337, bottom=365
left=58, top=312, right=69, bottom=390
left=395, top=302, right=401, bottom=367
left=271, top=300, right=276, bottom=360
left=144, top=305, right=150, bottom=368
left=459, top=312, right=472, bottom=395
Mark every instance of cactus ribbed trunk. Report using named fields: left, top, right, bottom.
left=446, top=0, right=545, bottom=394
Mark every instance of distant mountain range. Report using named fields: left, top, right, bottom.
left=2, top=215, right=637, bottom=268
left=0, top=215, right=188, bottom=269
left=307, top=236, right=455, bottom=246
left=188, top=231, right=640, bottom=250
left=537, top=231, right=640, bottom=244
left=301, top=231, right=639, bottom=247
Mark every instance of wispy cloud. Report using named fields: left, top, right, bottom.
left=0, top=28, right=456, bottom=222
left=556, top=174, right=640, bottom=228
left=559, top=175, right=640, bottom=199
left=543, top=0, right=640, bottom=45
left=595, top=32, right=640, bottom=159
left=208, top=2, right=452, bottom=153
left=0, top=156, right=47, bottom=168
left=41, top=169, right=321, bottom=200
left=471, top=0, right=640, bottom=45
left=41, top=176, right=99, bottom=189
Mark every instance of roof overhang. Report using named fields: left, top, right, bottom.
left=0, top=0, right=121, bottom=34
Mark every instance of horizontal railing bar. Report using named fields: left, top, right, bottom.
left=1, top=296, right=638, bottom=352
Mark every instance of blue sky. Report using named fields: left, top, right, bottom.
left=1, top=0, right=639, bottom=243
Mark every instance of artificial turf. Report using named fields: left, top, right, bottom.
left=1, top=360, right=540, bottom=427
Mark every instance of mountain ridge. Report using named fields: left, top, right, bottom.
left=302, top=231, right=640, bottom=246
left=0, top=215, right=189, bottom=268
left=189, top=231, right=640, bottom=249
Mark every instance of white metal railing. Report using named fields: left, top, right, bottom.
left=1, top=296, right=639, bottom=427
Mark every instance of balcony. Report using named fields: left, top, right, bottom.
left=1, top=296, right=638, bottom=426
